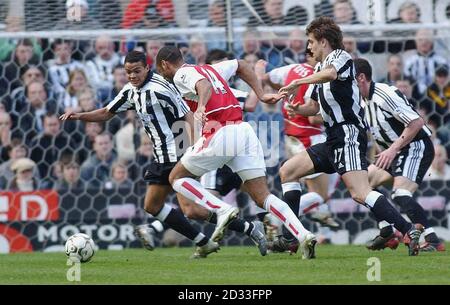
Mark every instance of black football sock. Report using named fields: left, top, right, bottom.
left=281, top=182, right=302, bottom=241
left=155, top=204, right=208, bottom=246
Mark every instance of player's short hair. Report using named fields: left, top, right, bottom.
left=125, top=50, right=147, bottom=67
left=205, top=49, right=233, bottom=64
left=306, top=16, right=344, bottom=50
left=156, top=45, right=183, bottom=66
left=354, top=58, right=372, bottom=81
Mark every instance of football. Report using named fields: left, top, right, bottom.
left=65, top=233, right=96, bottom=263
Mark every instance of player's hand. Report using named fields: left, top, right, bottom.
left=194, top=106, right=207, bottom=126
left=285, top=102, right=300, bottom=118
left=279, top=80, right=300, bottom=99
left=260, top=93, right=282, bottom=104
left=375, top=147, right=398, bottom=170
left=254, top=59, right=268, bottom=79
left=59, top=111, right=79, bottom=121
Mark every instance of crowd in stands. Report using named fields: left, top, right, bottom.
left=1, top=0, right=450, bottom=193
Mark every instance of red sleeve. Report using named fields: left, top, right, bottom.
left=293, top=66, right=314, bottom=106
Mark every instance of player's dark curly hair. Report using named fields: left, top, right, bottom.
left=306, top=16, right=344, bottom=50
left=156, top=45, right=183, bottom=66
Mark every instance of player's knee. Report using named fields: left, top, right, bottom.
left=168, top=171, right=179, bottom=185
left=349, top=191, right=367, bottom=205
left=279, top=164, right=293, bottom=183
left=144, top=199, right=164, bottom=216
left=182, top=207, right=196, bottom=219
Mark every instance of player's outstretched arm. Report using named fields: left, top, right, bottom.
left=279, top=66, right=337, bottom=98
left=59, top=107, right=115, bottom=122
left=236, top=59, right=281, bottom=104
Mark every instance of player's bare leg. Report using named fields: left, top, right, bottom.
left=169, top=162, right=239, bottom=243
left=135, top=184, right=219, bottom=257
left=342, top=170, right=423, bottom=256
left=242, top=175, right=316, bottom=259
left=178, top=194, right=267, bottom=256
left=303, top=175, right=339, bottom=228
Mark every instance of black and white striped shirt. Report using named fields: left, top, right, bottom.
left=309, top=49, right=365, bottom=129
left=404, top=51, right=447, bottom=95
left=85, top=53, right=122, bottom=89
left=48, top=60, right=86, bottom=94
left=364, top=82, right=432, bottom=150
left=106, top=72, right=190, bottom=163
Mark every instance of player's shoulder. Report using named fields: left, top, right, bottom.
left=150, top=73, right=178, bottom=94
left=174, top=65, right=200, bottom=83
left=373, top=82, right=403, bottom=106
left=374, top=82, right=398, bottom=97
left=121, top=82, right=134, bottom=92
left=325, top=49, right=351, bottom=63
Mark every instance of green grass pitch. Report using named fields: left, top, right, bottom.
left=1, top=244, right=449, bottom=284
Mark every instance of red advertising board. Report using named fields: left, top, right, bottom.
left=0, top=190, right=60, bottom=222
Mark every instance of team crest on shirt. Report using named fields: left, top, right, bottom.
left=138, top=113, right=154, bottom=124
left=180, top=74, right=187, bottom=84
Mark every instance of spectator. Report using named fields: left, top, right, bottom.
left=76, top=121, right=104, bottom=164
left=384, top=1, right=420, bottom=53
left=342, top=34, right=360, bottom=59
left=99, top=64, right=128, bottom=104
left=53, top=160, right=85, bottom=191
left=424, top=144, right=450, bottom=181
left=201, top=0, right=228, bottom=51
left=282, top=28, right=306, bottom=65
left=404, top=29, right=448, bottom=97
left=332, top=0, right=371, bottom=53
left=285, top=5, right=308, bottom=26
left=9, top=65, right=54, bottom=114
left=47, top=39, right=85, bottom=95
left=395, top=77, right=420, bottom=108
left=62, top=87, right=99, bottom=147
left=19, top=81, right=60, bottom=144
left=423, top=65, right=450, bottom=125
left=333, top=0, right=361, bottom=25
left=0, top=19, right=41, bottom=61
left=185, top=35, right=207, bottom=65
left=240, top=29, right=265, bottom=60
left=260, top=38, right=287, bottom=71
left=0, top=112, right=12, bottom=161
left=29, top=113, right=77, bottom=178
left=8, top=158, right=40, bottom=192
left=378, top=54, right=403, bottom=85
left=85, top=36, right=121, bottom=90
left=59, top=69, right=91, bottom=111
left=0, top=141, right=40, bottom=189
left=3, top=39, right=40, bottom=91
left=80, top=132, right=117, bottom=187
left=115, top=112, right=137, bottom=162
left=54, top=0, right=103, bottom=31
left=247, top=0, right=286, bottom=27
left=104, top=161, right=133, bottom=190
left=145, top=40, right=164, bottom=72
